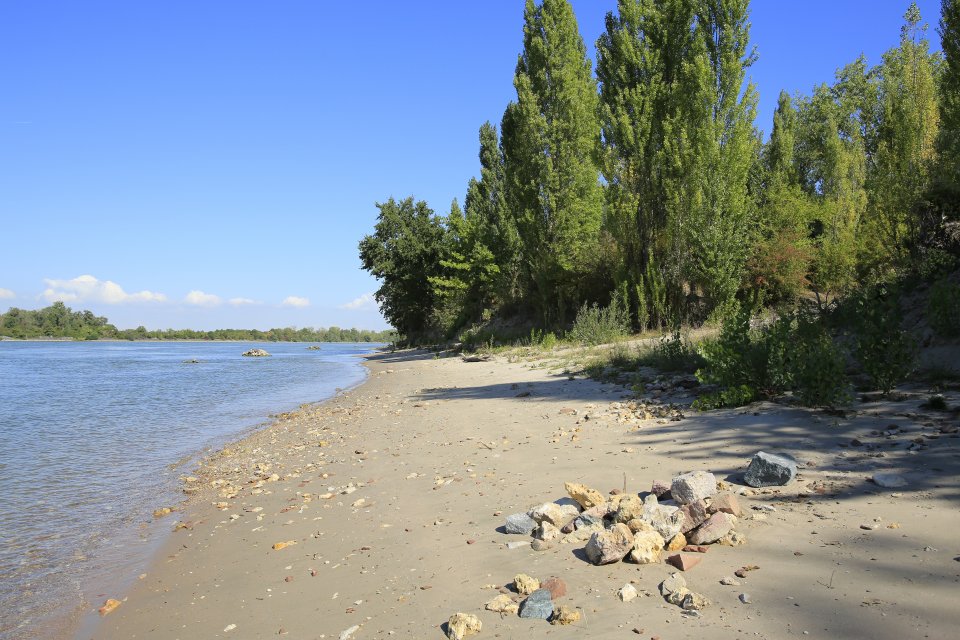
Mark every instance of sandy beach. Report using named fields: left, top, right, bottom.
left=90, top=348, right=960, bottom=639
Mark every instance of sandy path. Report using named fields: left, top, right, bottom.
left=91, top=349, right=960, bottom=639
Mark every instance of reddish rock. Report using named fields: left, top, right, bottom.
left=708, top=493, right=743, bottom=517
left=541, top=577, right=567, bottom=600
left=682, top=545, right=709, bottom=553
left=688, top=512, right=737, bottom=545
left=666, top=554, right=702, bottom=571
left=651, top=479, right=671, bottom=499
left=679, top=500, right=708, bottom=534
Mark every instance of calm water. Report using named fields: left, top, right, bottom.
left=0, top=341, right=377, bottom=639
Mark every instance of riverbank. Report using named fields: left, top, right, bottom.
left=91, top=348, right=960, bottom=639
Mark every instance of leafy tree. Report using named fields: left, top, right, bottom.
left=597, top=0, right=757, bottom=323
left=863, top=3, right=941, bottom=271
left=501, top=0, right=603, bottom=324
left=937, top=0, right=960, bottom=186
left=358, top=197, right=446, bottom=341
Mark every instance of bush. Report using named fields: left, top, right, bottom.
left=644, top=330, right=703, bottom=373
left=852, top=287, right=916, bottom=394
left=789, top=314, right=850, bottom=407
left=929, top=279, right=960, bottom=338
left=695, top=303, right=850, bottom=409
left=568, top=299, right=629, bottom=346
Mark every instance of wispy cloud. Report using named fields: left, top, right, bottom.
left=184, top=290, right=222, bottom=306
left=340, top=292, right=377, bottom=311
left=0, top=288, right=14, bottom=300
left=282, top=296, right=310, bottom=308
left=42, top=275, right=166, bottom=304
left=228, top=297, right=257, bottom=306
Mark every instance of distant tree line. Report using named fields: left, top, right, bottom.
left=360, top=0, right=959, bottom=343
left=0, top=302, right=396, bottom=343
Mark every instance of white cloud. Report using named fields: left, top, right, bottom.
left=42, top=275, right=166, bottom=304
left=0, top=288, right=14, bottom=300
left=184, top=290, right=222, bottom=306
left=282, top=296, right=310, bottom=308
left=228, top=297, right=257, bottom=306
left=340, top=292, right=377, bottom=311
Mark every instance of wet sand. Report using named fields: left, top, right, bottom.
left=90, top=348, right=960, bottom=639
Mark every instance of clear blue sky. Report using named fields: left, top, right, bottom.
left=0, top=1, right=943, bottom=331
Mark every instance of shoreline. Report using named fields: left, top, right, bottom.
left=66, top=355, right=379, bottom=640
left=90, top=348, right=960, bottom=639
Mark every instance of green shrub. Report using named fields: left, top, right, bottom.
left=540, top=331, right=558, bottom=350
left=692, top=385, right=757, bottom=411
left=695, top=303, right=850, bottom=409
left=852, top=287, right=916, bottom=394
left=929, top=279, right=960, bottom=338
left=644, top=330, right=703, bottom=373
left=568, top=299, right=629, bottom=345
left=789, top=314, right=850, bottom=407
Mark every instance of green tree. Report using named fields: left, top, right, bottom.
left=358, top=197, right=446, bottom=341
left=937, top=0, right=960, bottom=186
left=501, top=0, right=603, bottom=324
left=863, top=3, right=941, bottom=272
left=596, top=0, right=758, bottom=322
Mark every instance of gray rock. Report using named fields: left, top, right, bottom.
left=739, top=593, right=752, bottom=604
left=872, top=473, right=907, bottom=488
left=671, top=471, right=717, bottom=505
left=744, top=451, right=797, bottom=487
left=242, top=348, right=271, bottom=357
left=641, top=495, right=685, bottom=540
left=518, top=589, right=554, bottom=619
left=505, top=512, right=537, bottom=535
left=659, top=572, right=687, bottom=597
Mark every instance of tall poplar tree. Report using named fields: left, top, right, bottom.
left=864, top=3, right=941, bottom=270
left=501, top=0, right=603, bottom=323
left=597, top=0, right=757, bottom=322
left=937, top=0, right=960, bottom=187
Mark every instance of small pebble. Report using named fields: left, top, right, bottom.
left=739, top=593, right=752, bottom=604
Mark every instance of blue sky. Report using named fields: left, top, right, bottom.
left=0, top=1, right=943, bottom=331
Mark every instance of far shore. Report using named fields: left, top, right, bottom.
left=88, top=346, right=959, bottom=640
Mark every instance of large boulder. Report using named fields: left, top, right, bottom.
left=744, top=451, right=797, bottom=487
left=670, top=471, right=717, bottom=504
left=584, top=523, right=634, bottom=565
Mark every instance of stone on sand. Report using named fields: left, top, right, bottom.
left=564, top=482, right=606, bottom=510
left=513, top=573, right=540, bottom=595
left=550, top=604, right=580, bottom=625
left=627, top=528, right=664, bottom=564
left=447, top=613, right=482, bottom=640
left=585, top=523, right=634, bottom=565
left=505, top=512, right=537, bottom=535
left=744, top=451, right=797, bottom=487
left=485, top=594, right=519, bottom=615
left=670, top=471, right=717, bottom=505
left=688, top=512, right=737, bottom=545
left=519, top=589, right=554, bottom=619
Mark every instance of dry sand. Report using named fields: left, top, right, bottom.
left=90, top=349, right=960, bottom=639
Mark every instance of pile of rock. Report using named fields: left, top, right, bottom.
left=241, top=348, right=271, bottom=357
left=502, top=470, right=760, bottom=613
left=446, top=574, right=580, bottom=638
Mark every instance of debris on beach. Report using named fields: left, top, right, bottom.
left=98, top=598, right=122, bottom=616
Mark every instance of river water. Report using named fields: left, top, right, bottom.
left=0, top=341, right=377, bottom=639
